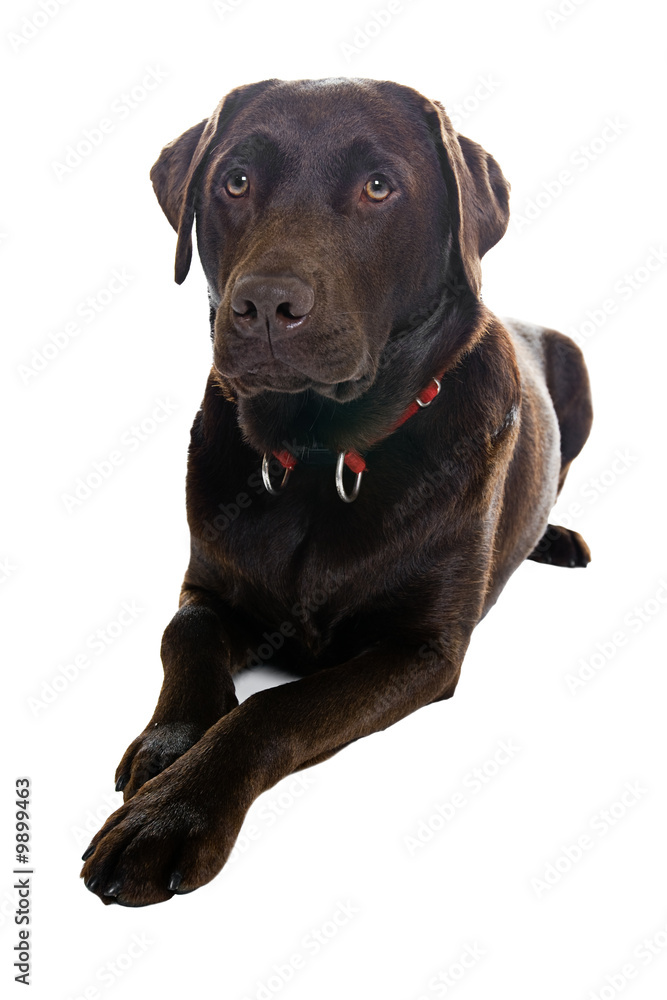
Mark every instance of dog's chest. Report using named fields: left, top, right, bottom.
left=206, top=474, right=437, bottom=654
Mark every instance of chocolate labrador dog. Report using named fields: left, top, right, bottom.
left=81, top=78, right=592, bottom=906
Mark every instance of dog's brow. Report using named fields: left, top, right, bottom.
left=340, top=137, right=399, bottom=170
left=215, top=132, right=282, bottom=165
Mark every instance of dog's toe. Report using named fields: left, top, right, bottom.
left=114, top=722, right=208, bottom=801
left=81, top=754, right=246, bottom=907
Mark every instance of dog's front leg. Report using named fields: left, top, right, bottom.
left=114, top=587, right=245, bottom=800
left=81, top=635, right=466, bottom=906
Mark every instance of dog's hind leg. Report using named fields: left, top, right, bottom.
left=528, top=523, right=591, bottom=567
left=528, top=328, right=593, bottom=568
left=541, top=328, right=593, bottom=495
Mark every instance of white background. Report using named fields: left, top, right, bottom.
left=2, top=1, right=666, bottom=998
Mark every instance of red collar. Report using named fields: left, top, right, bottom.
left=263, top=369, right=445, bottom=501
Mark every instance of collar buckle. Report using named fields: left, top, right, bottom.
left=262, top=453, right=291, bottom=495
left=415, top=377, right=442, bottom=408
left=336, top=452, right=364, bottom=503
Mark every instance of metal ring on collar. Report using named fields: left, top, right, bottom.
left=336, top=452, right=363, bottom=503
left=262, top=453, right=291, bottom=495
left=415, top=377, right=441, bottom=407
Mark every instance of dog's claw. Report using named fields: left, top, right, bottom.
left=81, top=844, right=95, bottom=861
left=85, top=876, right=101, bottom=893
left=115, top=774, right=128, bottom=792
left=104, top=881, right=123, bottom=897
left=168, top=872, right=182, bottom=892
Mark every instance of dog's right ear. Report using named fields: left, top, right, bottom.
left=150, top=80, right=279, bottom=285
left=150, top=119, right=208, bottom=235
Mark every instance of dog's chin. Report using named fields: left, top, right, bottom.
left=217, top=360, right=375, bottom=402
left=314, top=370, right=375, bottom=401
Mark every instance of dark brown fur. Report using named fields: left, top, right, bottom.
left=81, top=78, right=593, bottom=906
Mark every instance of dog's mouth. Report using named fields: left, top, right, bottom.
left=214, top=355, right=376, bottom=402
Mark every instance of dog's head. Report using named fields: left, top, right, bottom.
left=151, top=78, right=509, bottom=406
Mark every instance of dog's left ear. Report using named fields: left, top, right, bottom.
left=425, top=99, right=510, bottom=298
left=150, top=79, right=279, bottom=285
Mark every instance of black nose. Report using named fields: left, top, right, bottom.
left=231, top=274, right=315, bottom=338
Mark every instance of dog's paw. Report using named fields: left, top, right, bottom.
left=528, top=524, right=591, bottom=568
left=81, top=755, right=246, bottom=907
left=114, top=722, right=209, bottom=802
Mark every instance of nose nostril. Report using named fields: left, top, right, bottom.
left=232, top=301, right=258, bottom=319
left=276, top=302, right=302, bottom=320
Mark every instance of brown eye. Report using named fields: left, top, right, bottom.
left=364, top=176, right=392, bottom=202
left=225, top=172, right=249, bottom=197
